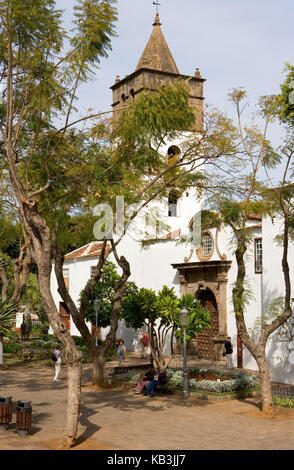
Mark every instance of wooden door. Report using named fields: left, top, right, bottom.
left=196, top=290, right=219, bottom=359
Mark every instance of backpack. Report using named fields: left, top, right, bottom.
left=51, top=354, right=57, bottom=362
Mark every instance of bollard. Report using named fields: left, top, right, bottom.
left=0, top=397, right=13, bottom=430
left=16, top=400, right=32, bottom=436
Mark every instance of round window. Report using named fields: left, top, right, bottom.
left=201, top=234, right=213, bottom=257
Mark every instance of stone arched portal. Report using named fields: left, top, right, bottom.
left=196, top=288, right=219, bottom=359
left=172, top=260, right=232, bottom=361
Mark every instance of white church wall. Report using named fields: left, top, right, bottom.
left=262, top=216, right=294, bottom=384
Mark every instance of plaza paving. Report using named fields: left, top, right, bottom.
left=0, top=355, right=294, bottom=451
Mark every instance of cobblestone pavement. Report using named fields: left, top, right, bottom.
left=0, top=356, right=293, bottom=451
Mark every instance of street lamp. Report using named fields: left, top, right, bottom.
left=93, top=299, right=101, bottom=346
left=179, top=306, right=190, bottom=399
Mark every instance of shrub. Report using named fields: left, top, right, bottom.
left=167, top=367, right=259, bottom=394
left=72, top=336, right=86, bottom=347
left=41, top=342, right=58, bottom=349
left=81, top=356, right=92, bottom=364
left=105, top=348, right=117, bottom=358
left=44, top=360, right=54, bottom=367
left=120, top=369, right=144, bottom=382
left=29, top=342, right=43, bottom=349
left=40, top=334, right=56, bottom=342
left=3, top=343, right=22, bottom=354
left=273, top=397, right=294, bottom=408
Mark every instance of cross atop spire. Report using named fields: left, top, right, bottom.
left=153, top=1, right=161, bottom=15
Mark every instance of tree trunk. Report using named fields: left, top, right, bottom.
left=62, top=359, right=82, bottom=448
left=37, top=268, right=83, bottom=447
left=0, top=267, right=9, bottom=300
left=92, top=350, right=106, bottom=385
left=256, top=351, right=275, bottom=416
left=0, top=337, right=3, bottom=365
left=20, top=205, right=83, bottom=448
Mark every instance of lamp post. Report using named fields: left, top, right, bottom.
left=93, top=299, right=101, bottom=346
left=179, top=306, right=190, bottom=399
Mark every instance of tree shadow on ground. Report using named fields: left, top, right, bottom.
left=237, top=398, right=261, bottom=410
left=75, top=404, right=101, bottom=444
left=82, top=388, right=213, bottom=413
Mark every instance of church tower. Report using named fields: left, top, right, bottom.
left=111, top=13, right=205, bottom=237
left=111, top=13, right=205, bottom=132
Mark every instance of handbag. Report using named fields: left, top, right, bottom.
left=222, top=351, right=226, bottom=357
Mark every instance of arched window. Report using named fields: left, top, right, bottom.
left=167, top=145, right=181, bottom=166
left=201, top=233, right=213, bottom=257
left=168, top=191, right=179, bottom=217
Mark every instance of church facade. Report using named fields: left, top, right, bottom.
left=50, top=14, right=294, bottom=385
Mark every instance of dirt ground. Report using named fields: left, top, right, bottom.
left=0, top=358, right=294, bottom=451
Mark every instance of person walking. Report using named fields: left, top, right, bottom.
left=20, top=320, right=26, bottom=341
left=25, top=315, right=32, bottom=340
left=140, top=332, right=149, bottom=359
left=52, top=345, right=63, bottom=381
left=117, top=339, right=126, bottom=364
left=224, top=336, right=233, bottom=370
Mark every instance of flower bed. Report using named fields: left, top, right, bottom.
left=169, top=367, right=259, bottom=394
left=118, top=366, right=259, bottom=395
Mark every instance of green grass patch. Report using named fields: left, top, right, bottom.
left=273, top=396, right=294, bottom=408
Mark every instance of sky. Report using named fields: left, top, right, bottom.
left=55, top=0, right=294, bottom=149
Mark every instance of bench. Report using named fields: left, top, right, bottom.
left=155, top=375, right=172, bottom=395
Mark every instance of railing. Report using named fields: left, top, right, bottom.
left=272, top=384, right=294, bottom=399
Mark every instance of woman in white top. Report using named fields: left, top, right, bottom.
left=53, top=346, right=62, bottom=381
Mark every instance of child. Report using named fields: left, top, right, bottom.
left=117, top=339, right=126, bottom=364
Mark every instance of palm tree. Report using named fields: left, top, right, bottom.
left=0, top=299, right=18, bottom=364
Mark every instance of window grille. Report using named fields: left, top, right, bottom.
left=201, top=234, right=213, bottom=257
left=255, top=238, right=262, bottom=273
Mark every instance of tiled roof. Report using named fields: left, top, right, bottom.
left=248, top=212, right=262, bottom=221
left=157, top=229, right=181, bottom=240
left=64, top=242, right=110, bottom=261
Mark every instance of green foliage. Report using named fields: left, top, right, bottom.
left=70, top=0, right=117, bottom=78
left=3, top=342, right=22, bottom=354
left=273, top=396, right=294, bottom=408
left=0, top=299, right=18, bottom=338
left=81, top=261, right=122, bottom=327
left=121, top=286, right=211, bottom=342
left=113, top=81, right=196, bottom=169
left=121, top=287, right=158, bottom=330
left=40, top=333, right=57, bottom=342
left=278, top=64, right=294, bottom=125
left=71, top=335, right=86, bottom=347
left=175, top=295, right=211, bottom=341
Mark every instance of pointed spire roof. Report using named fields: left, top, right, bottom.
left=135, top=14, right=180, bottom=74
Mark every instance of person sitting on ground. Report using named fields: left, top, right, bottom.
left=144, top=367, right=167, bottom=397
left=135, top=365, right=155, bottom=394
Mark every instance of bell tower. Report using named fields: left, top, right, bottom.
left=111, top=13, right=205, bottom=132
left=111, top=13, right=206, bottom=237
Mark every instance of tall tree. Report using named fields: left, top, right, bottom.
left=0, top=0, right=118, bottom=448
left=205, top=89, right=293, bottom=416
left=54, top=89, right=236, bottom=385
